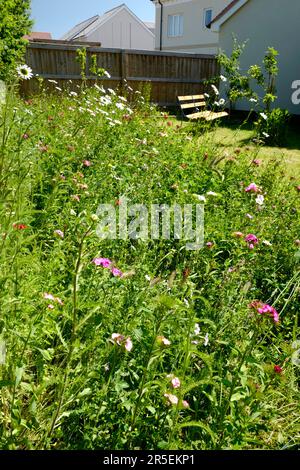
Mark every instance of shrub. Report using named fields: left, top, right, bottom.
left=0, top=0, right=32, bottom=82
left=255, top=108, right=290, bottom=145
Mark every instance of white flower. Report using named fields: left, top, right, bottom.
left=211, top=84, right=219, bottom=96
left=55, top=86, right=62, bottom=92
left=204, top=333, right=209, bottom=346
left=48, top=79, right=58, bottom=84
left=104, top=70, right=111, bottom=78
left=184, top=298, right=189, bottom=307
left=69, top=91, right=77, bottom=97
left=118, top=96, right=127, bottom=102
left=255, top=194, right=264, bottom=206
left=218, top=98, right=225, bottom=106
left=194, top=323, right=200, bottom=335
left=193, top=194, right=206, bottom=202
left=262, top=240, right=272, bottom=246
left=262, top=132, right=270, bottom=138
left=16, top=64, right=33, bottom=80
left=116, top=102, right=125, bottom=110
left=204, top=93, right=210, bottom=98
left=107, top=88, right=116, bottom=95
left=260, top=113, right=268, bottom=120
left=207, top=191, right=218, bottom=197
left=145, top=275, right=151, bottom=281
left=249, top=97, right=258, bottom=103
left=220, top=75, right=227, bottom=82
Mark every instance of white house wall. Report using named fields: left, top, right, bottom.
left=218, top=0, right=300, bottom=115
left=154, top=0, right=230, bottom=54
left=84, top=8, right=155, bottom=50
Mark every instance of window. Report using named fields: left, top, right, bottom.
left=167, top=14, right=183, bottom=37
left=204, top=8, right=213, bottom=28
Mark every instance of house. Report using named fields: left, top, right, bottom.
left=211, top=0, right=300, bottom=115
left=150, top=0, right=231, bottom=54
left=61, top=4, right=155, bottom=51
left=23, top=32, right=52, bottom=40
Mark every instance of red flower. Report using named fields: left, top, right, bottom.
left=274, top=365, right=283, bottom=374
left=13, top=223, right=28, bottom=230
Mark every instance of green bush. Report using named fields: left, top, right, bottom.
left=255, top=108, right=290, bottom=145
left=0, top=0, right=32, bottom=82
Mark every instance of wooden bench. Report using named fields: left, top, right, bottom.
left=178, top=94, right=228, bottom=122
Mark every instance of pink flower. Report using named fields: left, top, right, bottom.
left=111, top=267, right=123, bottom=277
left=93, top=257, right=112, bottom=268
left=54, top=229, right=64, bottom=239
left=245, top=234, right=259, bottom=248
left=111, top=333, right=132, bottom=351
left=296, top=185, right=300, bottom=192
left=245, top=183, right=259, bottom=193
left=125, top=337, right=133, bottom=352
left=164, top=393, right=178, bottom=405
left=182, top=400, right=189, bottom=408
left=54, top=297, right=64, bottom=306
left=206, top=242, right=214, bottom=248
left=22, top=133, right=29, bottom=140
left=47, top=304, right=54, bottom=309
left=44, top=292, right=55, bottom=301
left=250, top=301, right=279, bottom=323
left=83, top=160, right=92, bottom=167
left=171, top=377, right=181, bottom=389
left=252, top=159, right=261, bottom=166
left=274, top=365, right=283, bottom=374
left=71, top=195, right=80, bottom=202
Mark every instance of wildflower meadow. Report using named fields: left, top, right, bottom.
left=0, top=67, right=299, bottom=451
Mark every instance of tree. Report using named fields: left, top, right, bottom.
left=0, top=0, right=32, bottom=82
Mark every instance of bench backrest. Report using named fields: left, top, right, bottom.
left=178, top=95, right=206, bottom=117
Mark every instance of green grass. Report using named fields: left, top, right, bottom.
left=0, top=83, right=299, bottom=450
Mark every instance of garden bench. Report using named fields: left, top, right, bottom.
left=178, top=94, right=228, bottom=122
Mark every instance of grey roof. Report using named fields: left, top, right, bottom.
left=61, top=15, right=100, bottom=40
left=61, top=4, right=154, bottom=40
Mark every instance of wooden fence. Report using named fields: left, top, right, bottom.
left=22, top=41, right=219, bottom=106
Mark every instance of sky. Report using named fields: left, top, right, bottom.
left=31, top=0, right=155, bottom=39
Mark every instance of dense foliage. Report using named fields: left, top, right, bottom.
left=0, top=0, right=32, bottom=82
left=0, top=79, right=299, bottom=450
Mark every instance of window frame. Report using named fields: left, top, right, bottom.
left=167, top=13, right=184, bottom=38
left=203, top=8, right=213, bottom=29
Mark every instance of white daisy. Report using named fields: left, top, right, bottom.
left=104, top=70, right=111, bottom=78
left=220, top=75, right=227, bottom=82
left=260, top=113, right=268, bottom=120
left=16, top=64, right=33, bottom=80
left=211, top=84, right=219, bottom=96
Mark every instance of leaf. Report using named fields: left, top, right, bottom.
left=0, top=339, right=6, bottom=365
left=230, top=392, right=246, bottom=402
left=182, top=379, right=214, bottom=395
left=78, top=387, right=92, bottom=398
left=37, top=348, right=54, bottom=361
left=146, top=405, right=156, bottom=414
left=177, top=421, right=216, bottom=443
left=15, top=366, right=24, bottom=387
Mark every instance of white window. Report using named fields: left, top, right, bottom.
left=167, top=14, right=183, bottom=37
left=204, top=8, right=213, bottom=28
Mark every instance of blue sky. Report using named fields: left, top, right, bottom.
left=31, top=0, right=155, bottom=39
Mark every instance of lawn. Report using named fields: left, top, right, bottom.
left=0, top=82, right=299, bottom=450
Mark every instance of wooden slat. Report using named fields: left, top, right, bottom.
left=187, top=111, right=228, bottom=121
left=178, top=94, right=205, bottom=101
left=180, top=101, right=206, bottom=109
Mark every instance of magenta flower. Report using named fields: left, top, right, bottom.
left=245, top=234, right=259, bottom=248
left=245, top=183, right=259, bottom=193
left=93, top=257, right=112, bottom=268
left=274, top=365, right=283, bottom=374
left=250, top=301, right=279, bottom=323
left=111, top=267, right=123, bottom=277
